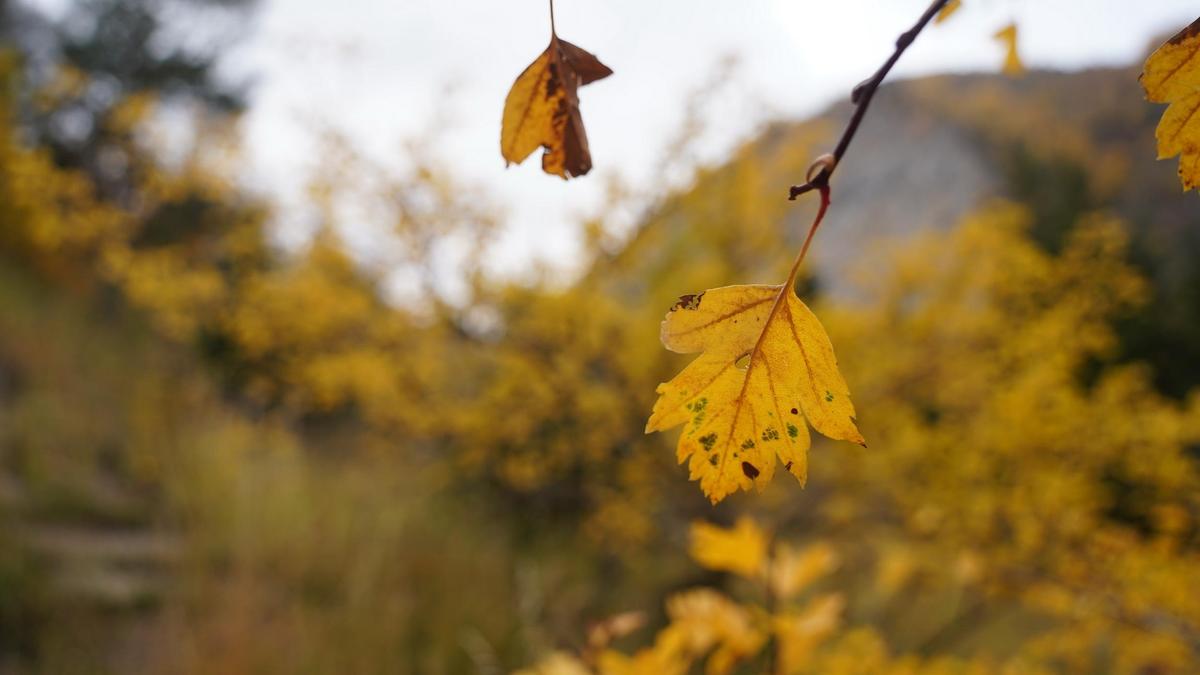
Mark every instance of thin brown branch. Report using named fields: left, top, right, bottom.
left=789, top=0, right=953, bottom=200
left=762, top=532, right=782, bottom=675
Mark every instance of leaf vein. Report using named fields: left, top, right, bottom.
left=669, top=296, right=775, bottom=338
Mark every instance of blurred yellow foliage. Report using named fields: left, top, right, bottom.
left=771, top=541, right=838, bottom=600
left=773, top=593, right=844, bottom=672
left=689, top=517, right=769, bottom=579
left=516, top=652, right=593, bottom=675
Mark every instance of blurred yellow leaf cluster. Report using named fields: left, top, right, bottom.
left=519, top=518, right=844, bottom=675
left=689, top=517, right=769, bottom=578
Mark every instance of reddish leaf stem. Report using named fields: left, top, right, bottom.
left=789, top=0, right=952, bottom=200
left=784, top=185, right=831, bottom=288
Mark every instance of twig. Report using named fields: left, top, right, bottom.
left=789, top=0, right=953, bottom=200
left=762, top=533, right=782, bottom=675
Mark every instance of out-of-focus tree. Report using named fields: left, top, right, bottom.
left=1, top=0, right=256, bottom=189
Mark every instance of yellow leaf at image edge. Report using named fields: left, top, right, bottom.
left=646, top=284, right=863, bottom=504
left=1141, top=17, right=1200, bottom=192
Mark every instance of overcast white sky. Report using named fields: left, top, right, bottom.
left=234, top=1, right=1197, bottom=280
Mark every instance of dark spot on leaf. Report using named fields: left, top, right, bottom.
left=709, top=454, right=719, bottom=466
left=741, top=462, right=760, bottom=479
left=824, top=390, right=834, bottom=402
left=784, top=461, right=793, bottom=472
left=699, top=433, right=717, bottom=452
left=790, top=408, right=798, bottom=415
left=741, top=439, right=755, bottom=450
left=786, top=423, right=799, bottom=438
left=672, top=292, right=705, bottom=311
left=761, top=427, right=780, bottom=442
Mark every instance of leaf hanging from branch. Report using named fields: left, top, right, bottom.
left=500, top=32, right=612, bottom=179
left=646, top=191, right=863, bottom=504
left=1141, top=16, right=1200, bottom=192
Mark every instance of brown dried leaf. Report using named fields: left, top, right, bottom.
left=501, top=36, right=612, bottom=179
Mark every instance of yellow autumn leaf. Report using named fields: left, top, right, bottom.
left=597, top=646, right=687, bottom=675
left=646, top=279, right=864, bottom=503
left=661, top=589, right=765, bottom=675
left=689, top=517, right=768, bottom=579
left=934, top=0, right=962, bottom=25
left=1141, top=17, right=1200, bottom=191
left=993, top=23, right=1024, bottom=76
left=501, top=34, right=612, bottom=179
left=769, top=541, right=838, bottom=600
left=772, top=594, right=844, bottom=672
